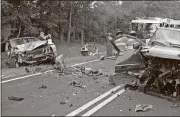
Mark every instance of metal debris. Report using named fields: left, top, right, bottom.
left=73, top=92, right=77, bottom=96
left=69, top=104, right=73, bottom=107
left=8, top=96, right=24, bottom=101
left=34, top=68, right=45, bottom=73
left=69, top=80, right=87, bottom=89
left=100, top=56, right=105, bottom=60
left=171, top=103, right=180, bottom=108
left=38, top=84, right=47, bottom=89
left=60, top=101, right=66, bottom=105
left=135, top=104, right=153, bottom=112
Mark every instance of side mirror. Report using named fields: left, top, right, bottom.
left=133, top=42, right=142, bottom=49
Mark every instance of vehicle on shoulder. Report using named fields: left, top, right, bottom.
left=5, top=37, right=57, bottom=68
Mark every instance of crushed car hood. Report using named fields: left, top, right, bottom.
left=16, top=41, right=47, bottom=52
left=141, top=45, right=180, bottom=60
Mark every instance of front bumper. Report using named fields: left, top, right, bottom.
left=22, top=53, right=54, bottom=64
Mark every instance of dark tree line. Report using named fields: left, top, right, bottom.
left=2, top=0, right=180, bottom=44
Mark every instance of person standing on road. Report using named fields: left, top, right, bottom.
left=114, top=30, right=129, bottom=54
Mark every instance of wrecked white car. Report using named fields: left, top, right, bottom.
left=5, top=37, right=57, bottom=68
left=112, top=28, right=180, bottom=98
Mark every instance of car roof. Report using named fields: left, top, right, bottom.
left=157, top=27, right=180, bottom=31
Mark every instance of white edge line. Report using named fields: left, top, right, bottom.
left=1, top=72, right=27, bottom=79
left=1, top=56, right=114, bottom=84
left=82, top=88, right=126, bottom=116
left=65, top=85, right=123, bottom=116
left=71, top=59, right=100, bottom=67
left=1, top=73, right=42, bottom=83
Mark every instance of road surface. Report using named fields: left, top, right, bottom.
left=1, top=55, right=180, bottom=116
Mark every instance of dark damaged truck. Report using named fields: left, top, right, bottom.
left=5, top=37, right=57, bottom=68
left=111, top=28, right=180, bottom=98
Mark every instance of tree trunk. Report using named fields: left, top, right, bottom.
left=81, top=15, right=84, bottom=45
left=81, top=29, right=84, bottom=45
left=17, top=23, right=21, bottom=38
left=73, top=26, right=75, bottom=42
left=67, top=1, right=72, bottom=46
left=59, top=26, right=64, bottom=44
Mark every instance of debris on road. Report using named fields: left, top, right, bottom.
left=25, top=68, right=31, bottom=73
left=171, top=103, right=180, bottom=108
left=93, top=76, right=98, bottom=80
left=73, top=92, right=77, bottom=96
left=60, top=101, right=66, bottom=105
left=135, top=104, right=153, bottom=112
left=8, top=96, right=24, bottom=101
left=109, top=75, right=116, bottom=86
left=38, top=84, right=47, bottom=89
left=34, top=67, right=45, bottom=73
left=68, top=104, right=73, bottom=107
left=69, top=80, right=87, bottom=89
left=100, top=56, right=105, bottom=60
left=124, top=84, right=138, bottom=91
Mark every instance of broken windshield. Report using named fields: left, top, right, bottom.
left=11, top=37, right=42, bottom=46
left=149, top=29, right=180, bottom=47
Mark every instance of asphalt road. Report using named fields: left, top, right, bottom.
left=1, top=55, right=180, bottom=116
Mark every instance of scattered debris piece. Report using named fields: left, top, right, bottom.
left=81, top=85, right=87, bottom=88
left=8, top=96, right=24, bottom=101
left=135, top=104, right=153, bottom=112
left=35, top=68, right=45, bottom=73
left=60, top=101, right=66, bottom=105
left=109, top=75, right=116, bottom=86
left=69, top=104, right=73, bottom=107
left=100, top=56, right=105, bottom=60
left=52, top=114, right=55, bottom=117
left=25, top=68, right=31, bottom=73
left=129, top=108, right=132, bottom=111
left=120, top=109, right=123, bottom=112
left=38, top=84, right=47, bottom=89
left=93, top=76, right=98, bottom=80
left=77, top=98, right=79, bottom=100
left=171, top=103, right=180, bottom=108
left=73, top=92, right=77, bottom=96
left=69, top=80, right=87, bottom=89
